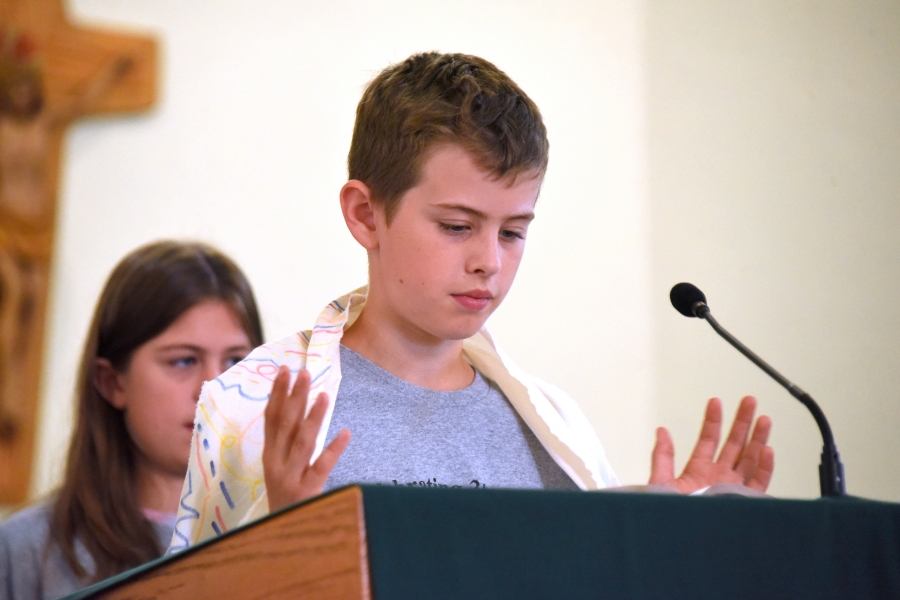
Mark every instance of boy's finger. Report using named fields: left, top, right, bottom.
left=285, top=392, right=331, bottom=475
left=306, top=428, right=351, bottom=493
left=750, top=413, right=772, bottom=446
left=649, top=427, right=675, bottom=486
left=746, top=445, right=775, bottom=492
left=289, top=369, right=312, bottom=408
left=281, top=370, right=312, bottom=455
left=686, top=398, right=723, bottom=464
left=735, top=415, right=772, bottom=478
left=717, top=396, right=758, bottom=467
left=264, top=366, right=291, bottom=449
left=296, top=391, right=330, bottom=450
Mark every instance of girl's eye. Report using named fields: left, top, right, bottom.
left=224, top=355, right=245, bottom=369
left=439, top=223, right=469, bottom=233
left=170, top=356, right=197, bottom=369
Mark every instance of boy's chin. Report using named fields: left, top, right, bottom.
left=408, top=307, right=495, bottom=342
left=434, top=319, right=490, bottom=341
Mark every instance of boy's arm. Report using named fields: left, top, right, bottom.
left=263, top=366, right=351, bottom=512
left=649, top=396, right=774, bottom=493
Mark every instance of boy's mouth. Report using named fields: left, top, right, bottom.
left=451, top=291, right=493, bottom=311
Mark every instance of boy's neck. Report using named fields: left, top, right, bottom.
left=341, top=302, right=475, bottom=392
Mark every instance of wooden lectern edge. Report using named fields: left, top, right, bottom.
left=66, top=485, right=372, bottom=600
left=356, top=488, right=372, bottom=600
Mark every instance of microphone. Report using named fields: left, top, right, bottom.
left=669, top=282, right=845, bottom=497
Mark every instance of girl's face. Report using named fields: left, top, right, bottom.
left=100, top=300, right=253, bottom=482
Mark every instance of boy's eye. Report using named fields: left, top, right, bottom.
left=439, top=223, right=469, bottom=233
left=500, top=229, right=525, bottom=241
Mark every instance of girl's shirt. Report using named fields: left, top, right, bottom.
left=0, top=500, right=174, bottom=600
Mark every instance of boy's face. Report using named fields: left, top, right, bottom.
left=369, top=144, right=541, bottom=343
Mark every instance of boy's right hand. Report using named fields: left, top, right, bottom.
left=648, top=396, right=773, bottom=494
left=263, top=366, right=351, bottom=513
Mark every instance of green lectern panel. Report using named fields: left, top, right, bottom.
left=359, top=486, right=900, bottom=600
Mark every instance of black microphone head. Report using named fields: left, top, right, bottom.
left=670, top=282, right=707, bottom=317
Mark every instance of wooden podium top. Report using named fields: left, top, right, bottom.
left=70, top=485, right=900, bottom=600
left=74, top=486, right=370, bottom=599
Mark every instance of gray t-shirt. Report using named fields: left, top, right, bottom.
left=323, top=345, right=578, bottom=492
left=0, top=501, right=173, bottom=600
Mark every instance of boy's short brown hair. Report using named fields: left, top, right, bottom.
left=348, top=52, right=549, bottom=223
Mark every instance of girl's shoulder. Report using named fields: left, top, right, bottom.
left=0, top=500, right=53, bottom=545
left=0, top=500, right=66, bottom=600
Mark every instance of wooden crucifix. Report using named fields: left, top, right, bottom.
left=0, top=0, right=156, bottom=504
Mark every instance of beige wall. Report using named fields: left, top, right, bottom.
left=8, top=0, right=898, bottom=510
left=646, top=1, right=900, bottom=499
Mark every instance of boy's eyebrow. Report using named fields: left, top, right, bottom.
left=433, top=203, right=535, bottom=222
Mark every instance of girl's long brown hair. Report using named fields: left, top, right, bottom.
left=49, top=240, right=263, bottom=583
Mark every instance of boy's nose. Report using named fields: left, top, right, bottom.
left=468, top=233, right=502, bottom=276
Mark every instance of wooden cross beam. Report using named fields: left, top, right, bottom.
left=0, top=0, right=156, bottom=504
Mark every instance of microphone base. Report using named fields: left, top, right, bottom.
left=819, top=447, right=846, bottom=497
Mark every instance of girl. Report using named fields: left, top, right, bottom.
left=0, top=240, right=263, bottom=599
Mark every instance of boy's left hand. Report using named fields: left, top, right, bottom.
left=649, top=396, right=774, bottom=494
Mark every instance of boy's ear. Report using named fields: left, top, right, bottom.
left=340, top=180, right=381, bottom=250
left=94, top=358, right=126, bottom=410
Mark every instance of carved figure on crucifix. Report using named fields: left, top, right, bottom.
left=0, top=0, right=156, bottom=505
left=0, top=29, right=132, bottom=441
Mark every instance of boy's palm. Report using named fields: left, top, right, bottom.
left=649, top=396, right=774, bottom=494
left=263, top=366, right=351, bottom=513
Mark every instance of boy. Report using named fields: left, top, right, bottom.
left=171, top=52, right=773, bottom=550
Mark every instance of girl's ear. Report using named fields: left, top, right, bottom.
left=340, top=180, right=381, bottom=250
left=94, top=358, right=126, bottom=410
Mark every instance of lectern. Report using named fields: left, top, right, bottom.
left=69, top=485, right=900, bottom=600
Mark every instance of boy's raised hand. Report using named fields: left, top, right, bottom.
left=263, top=366, right=351, bottom=512
left=649, top=396, right=774, bottom=494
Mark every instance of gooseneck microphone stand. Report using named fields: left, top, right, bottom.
left=671, top=282, right=845, bottom=497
